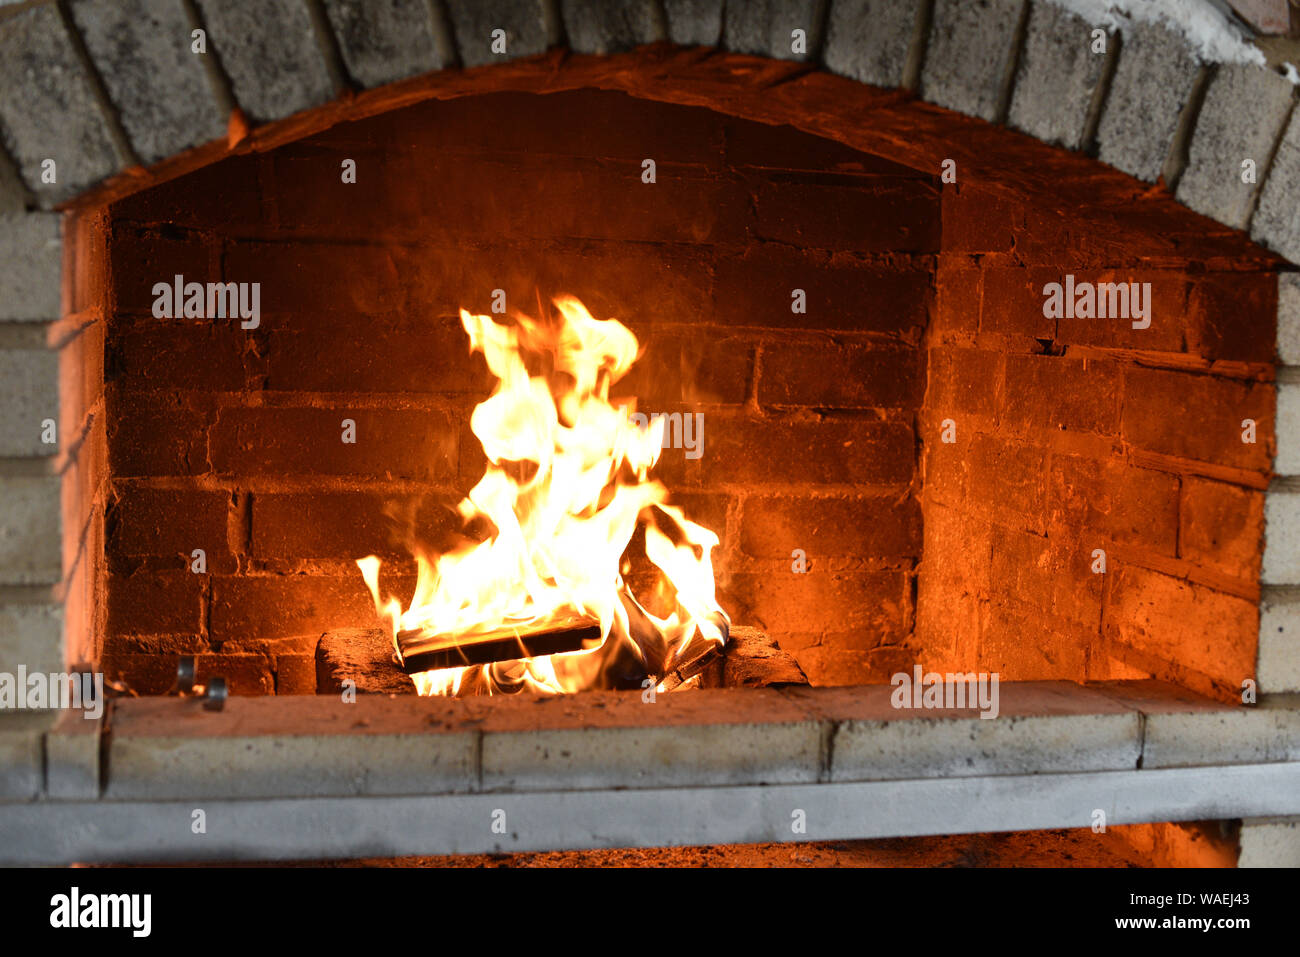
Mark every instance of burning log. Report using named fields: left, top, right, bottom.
left=718, top=626, right=808, bottom=688
left=315, top=628, right=412, bottom=695
left=396, top=615, right=600, bottom=673
left=314, top=623, right=805, bottom=695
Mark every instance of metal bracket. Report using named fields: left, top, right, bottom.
left=203, top=677, right=227, bottom=712
left=174, top=656, right=228, bottom=712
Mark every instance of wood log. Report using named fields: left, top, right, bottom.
left=314, top=623, right=806, bottom=694
left=315, top=628, right=414, bottom=695
left=396, top=615, right=599, bottom=673
left=716, top=625, right=808, bottom=688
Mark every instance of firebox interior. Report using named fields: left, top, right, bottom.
left=68, top=84, right=1277, bottom=702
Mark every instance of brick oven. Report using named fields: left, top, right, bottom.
left=1, top=0, right=1299, bottom=867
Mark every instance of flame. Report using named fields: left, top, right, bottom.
left=357, top=295, right=727, bottom=695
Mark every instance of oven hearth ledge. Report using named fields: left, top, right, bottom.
left=1, top=680, right=1298, bottom=863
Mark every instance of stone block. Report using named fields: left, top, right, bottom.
left=0, top=348, right=58, bottom=457
left=1277, top=381, right=1300, bottom=475
left=1140, top=695, right=1300, bottom=767
left=0, top=477, right=61, bottom=585
left=107, top=695, right=482, bottom=799
left=1239, top=816, right=1300, bottom=866
left=1095, top=21, right=1201, bottom=182
left=1176, top=63, right=1294, bottom=229
left=823, top=0, right=922, bottom=89
left=46, top=706, right=102, bottom=798
left=1253, top=106, right=1300, bottom=263
left=1259, top=591, right=1300, bottom=692
left=0, top=711, right=55, bottom=800
left=1264, top=490, right=1300, bottom=585
left=194, top=0, right=334, bottom=121
left=1278, top=273, right=1300, bottom=365
left=480, top=687, right=823, bottom=790
left=0, top=213, right=62, bottom=321
left=663, top=0, right=722, bottom=46
left=722, top=0, right=825, bottom=62
left=790, top=681, right=1142, bottom=781
left=562, top=0, right=662, bottom=54
left=1008, top=0, right=1108, bottom=149
left=0, top=5, right=119, bottom=202
left=445, top=0, right=551, bottom=68
left=0, top=602, right=64, bottom=682
left=920, top=0, right=1024, bottom=122
left=322, top=0, right=443, bottom=88
left=69, top=0, right=225, bottom=163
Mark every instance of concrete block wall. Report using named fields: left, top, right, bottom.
left=1262, top=274, right=1300, bottom=694
left=0, top=196, right=65, bottom=679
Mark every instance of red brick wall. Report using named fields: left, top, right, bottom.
left=919, top=183, right=1277, bottom=702
left=97, top=90, right=936, bottom=693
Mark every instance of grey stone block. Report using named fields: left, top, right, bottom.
left=1253, top=106, right=1300, bottom=264
left=480, top=688, right=822, bottom=790
left=194, top=0, right=334, bottom=122
left=1280, top=273, right=1300, bottom=365
left=445, top=0, right=551, bottom=68
left=1141, top=696, right=1300, bottom=768
left=0, top=151, right=29, bottom=214
left=0, top=5, right=120, bottom=203
left=0, top=602, right=64, bottom=676
left=1096, top=22, right=1201, bottom=183
left=1259, top=592, right=1300, bottom=693
left=663, top=0, right=722, bottom=46
left=0, top=349, right=58, bottom=457
left=0, top=213, right=62, bottom=321
left=0, top=476, right=61, bottom=585
left=1278, top=381, right=1300, bottom=475
left=1239, top=817, right=1300, bottom=867
left=1264, top=490, right=1300, bottom=585
left=107, top=696, right=481, bottom=799
left=920, top=0, right=1024, bottom=122
left=823, top=0, right=920, bottom=89
left=69, top=0, right=225, bottom=165
left=0, top=711, right=56, bottom=800
left=46, top=708, right=102, bottom=799
left=1176, top=63, right=1295, bottom=229
left=723, top=0, right=825, bottom=63
left=789, top=682, right=1141, bottom=781
left=562, top=0, right=663, bottom=54
left=322, top=0, right=443, bottom=89
left=1008, top=1, right=1107, bottom=150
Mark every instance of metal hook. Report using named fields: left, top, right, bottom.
left=175, top=656, right=227, bottom=711
left=176, top=656, right=196, bottom=695
left=203, top=677, right=228, bottom=712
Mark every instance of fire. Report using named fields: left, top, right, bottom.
left=357, top=295, right=728, bottom=695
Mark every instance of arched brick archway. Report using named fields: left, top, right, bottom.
left=0, top=0, right=1298, bottom=861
